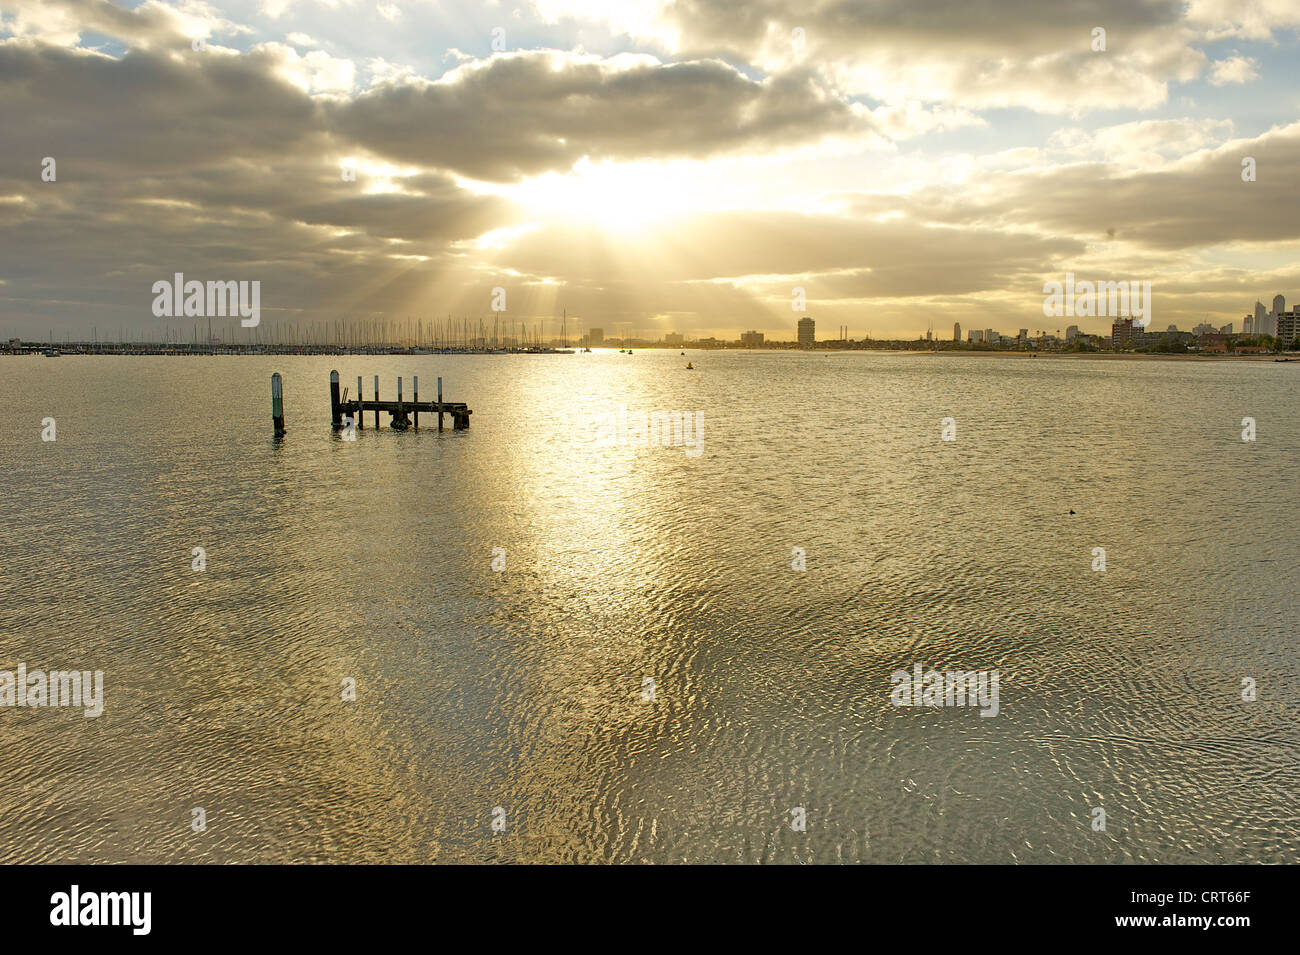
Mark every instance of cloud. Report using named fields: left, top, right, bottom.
left=1208, top=54, right=1260, bottom=85
left=0, top=0, right=250, bottom=49
left=1046, top=118, right=1235, bottom=167
left=839, top=121, right=1300, bottom=253
left=537, top=0, right=1299, bottom=113
left=332, top=52, right=879, bottom=181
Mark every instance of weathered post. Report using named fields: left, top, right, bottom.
left=413, top=376, right=419, bottom=430
left=373, top=375, right=380, bottom=429
left=356, top=375, right=363, bottom=429
left=271, top=372, right=286, bottom=437
left=329, top=370, right=342, bottom=430
left=438, top=376, right=444, bottom=432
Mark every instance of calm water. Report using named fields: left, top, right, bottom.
left=1, top=351, right=1297, bottom=863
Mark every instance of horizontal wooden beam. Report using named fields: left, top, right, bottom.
left=340, top=400, right=469, bottom=414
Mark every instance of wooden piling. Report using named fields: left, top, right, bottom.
left=271, top=372, right=286, bottom=437
left=438, top=376, right=444, bottom=432
left=413, top=376, right=419, bottom=430
left=329, top=370, right=342, bottom=430
left=373, top=375, right=380, bottom=429
left=356, top=376, right=363, bottom=429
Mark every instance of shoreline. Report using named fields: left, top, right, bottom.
left=2, top=347, right=1294, bottom=362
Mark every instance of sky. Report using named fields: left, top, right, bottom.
left=1, top=0, right=1299, bottom=342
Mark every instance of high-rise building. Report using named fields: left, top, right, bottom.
left=740, top=330, right=764, bottom=347
left=664, top=332, right=684, bottom=346
left=797, top=317, right=815, bottom=348
left=1066, top=324, right=1080, bottom=341
left=985, top=328, right=997, bottom=344
left=1261, top=294, right=1285, bottom=337
left=968, top=329, right=984, bottom=343
left=1112, top=318, right=1136, bottom=348
left=1276, top=309, right=1300, bottom=346
left=588, top=327, right=604, bottom=345
left=1243, top=314, right=1254, bottom=335
left=953, top=322, right=962, bottom=341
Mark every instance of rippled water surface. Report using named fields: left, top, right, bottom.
left=1, top=351, right=1297, bottom=863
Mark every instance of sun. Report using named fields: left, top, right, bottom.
left=500, top=158, right=713, bottom=232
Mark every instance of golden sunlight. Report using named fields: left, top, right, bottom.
left=492, top=158, right=721, bottom=232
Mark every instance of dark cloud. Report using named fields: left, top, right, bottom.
left=840, top=124, right=1300, bottom=251
left=330, top=55, right=870, bottom=182
left=599, top=0, right=1210, bottom=111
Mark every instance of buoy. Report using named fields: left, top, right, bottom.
left=686, top=362, right=694, bottom=369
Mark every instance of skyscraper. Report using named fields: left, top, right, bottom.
left=953, top=322, right=961, bottom=341
left=1263, top=294, right=1285, bottom=337
left=797, top=317, right=815, bottom=347
left=1276, top=309, right=1299, bottom=347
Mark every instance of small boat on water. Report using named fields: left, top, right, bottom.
left=686, top=362, right=694, bottom=369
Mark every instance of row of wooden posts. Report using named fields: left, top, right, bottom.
left=269, top=371, right=472, bottom=437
